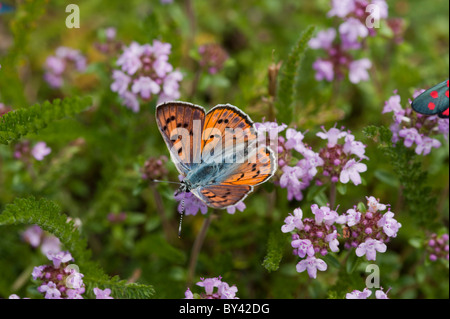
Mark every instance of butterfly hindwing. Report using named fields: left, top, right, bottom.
left=156, top=101, right=205, bottom=175
left=192, top=184, right=253, bottom=209
left=412, top=79, right=449, bottom=118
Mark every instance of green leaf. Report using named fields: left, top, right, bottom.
left=346, top=251, right=361, bottom=274
left=336, top=183, right=347, bottom=195
left=357, top=202, right=367, bottom=213
left=275, top=25, right=316, bottom=124
left=0, top=197, right=155, bottom=299
left=262, top=230, right=286, bottom=272
left=323, top=254, right=341, bottom=269
left=0, top=96, right=92, bottom=145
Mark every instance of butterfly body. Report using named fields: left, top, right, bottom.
left=156, top=101, right=276, bottom=209
left=411, top=79, right=449, bottom=118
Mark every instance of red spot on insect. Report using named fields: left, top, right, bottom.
left=443, top=108, right=449, bottom=116
left=446, top=90, right=449, bottom=98
left=447, top=80, right=449, bottom=87
left=428, top=102, right=436, bottom=110
left=430, top=91, right=439, bottom=99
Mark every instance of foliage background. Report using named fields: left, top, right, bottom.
left=0, top=0, right=448, bottom=299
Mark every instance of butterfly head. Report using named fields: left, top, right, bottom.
left=175, top=179, right=191, bottom=197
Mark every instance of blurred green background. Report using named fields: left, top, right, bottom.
left=0, top=0, right=448, bottom=298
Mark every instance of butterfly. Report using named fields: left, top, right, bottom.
left=411, top=79, right=449, bottom=119
left=0, top=2, right=14, bottom=14
left=155, top=101, right=276, bottom=213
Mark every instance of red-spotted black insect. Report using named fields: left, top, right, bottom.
left=411, top=80, right=449, bottom=119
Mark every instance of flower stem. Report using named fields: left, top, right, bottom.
left=187, top=213, right=214, bottom=286
left=329, top=182, right=337, bottom=208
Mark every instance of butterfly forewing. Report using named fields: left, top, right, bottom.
left=412, top=79, right=449, bottom=118
left=156, top=101, right=205, bottom=175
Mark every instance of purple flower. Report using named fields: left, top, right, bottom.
left=414, top=136, right=441, bottom=156
left=93, top=288, right=114, bottom=299
left=46, top=251, right=73, bottom=268
left=22, top=225, right=43, bottom=248
left=311, top=204, right=339, bottom=226
left=343, top=134, right=367, bottom=159
left=175, top=191, right=208, bottom=216
left=348, top=58, right=372, bottom=84
left=279, top=166, right=305, bottom=201
left=339, top=18, right=369, bottom=45
left=111, top=70, right=131, bottom=95
left=377, top=211, right=401, bottom=238
left=326, top=230, right=340, bottom=252
left=375, top=288, right=390, bottom=299
left=44, top=47, right=86, bottom=88
left=196, top=277, right=221, bottom=295
left=339, top=159, right=367, bottom=185
left=32, top=265, right=46, bottom=280
left=398, top=127, right=420, bottom=148
left=226, top=201, right=246, bottom=214
left=366, top=196, right=387, bottom=213
left=121, top=91, right=140, bottom=113
left=132, top=76, right=160, bottom=99
left=346, top=288, right=372, bottom=299
left=284, top=128, right=306, bottom=152
left=312, top=59, right=334, bottom=82
left=382, top=93, right=403, bottom=114
left=281, top=208, right=304, bottom=232
left=217, top=282, right=238, bottom=299
left=344, top=208, right=361, bottom=226
left=117, top=42, right=144, bottom=75
left=184, top=288, right=194, bottom=299
left=291, top=239, right=315, bottom=258
left=66, top=288, right=85, bottom=299
left=39, top=281, right=62, bottom=299
left=31, top=142, right=51, bottom=161
left=309, top=28, right=337, bottom=50
left=355, top=238, right=387, bottom=261
left=316, top=127, right=347, bottom=147
left=295, top=256, right=327, bottom=279
left=254, top=121, right=287, bottom=143
left=328, top=0, right=356, bottom=18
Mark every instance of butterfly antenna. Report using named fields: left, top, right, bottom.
left=150, top=179, right=182, bottom=186
left=178, top=195, right=186, bottom=239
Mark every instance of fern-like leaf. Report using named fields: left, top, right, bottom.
left=0, top=96, right=92, bottom=145
left=275, top=25, right=316, bottom=124
left=0, top=197, right=155, bottom=299
left=262, top=230, right=285, bottom=272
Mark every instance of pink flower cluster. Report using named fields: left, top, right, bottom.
left=255, top=121, right=324, bottom=202
left=309, top=0, right=389, bottom=83
left=383, top=90, right=448, bottom=155
left=111, top=40, right=183, bottom=112
left=32, top=251, right=113, bottom=299
left=255, top=121, right=368, bottom=202
left=44, top=47, right=87, bottom=88
left=346, top=287, right=390, bottom=299
left=316, top=125, right=368, bottom=186
left=341, top=196, right=401, bottom=261
left=426, top=233, right=449, bottom=262
left=281, top=196, right=401, bottom=278
left=185, top=276, right=238, bottom=299
left=33, top=251, right=86, bottom=299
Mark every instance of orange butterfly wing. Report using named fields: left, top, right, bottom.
left=193, top=105, right=277, bottom=208
left=156, top=101, right=205, bottom=174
